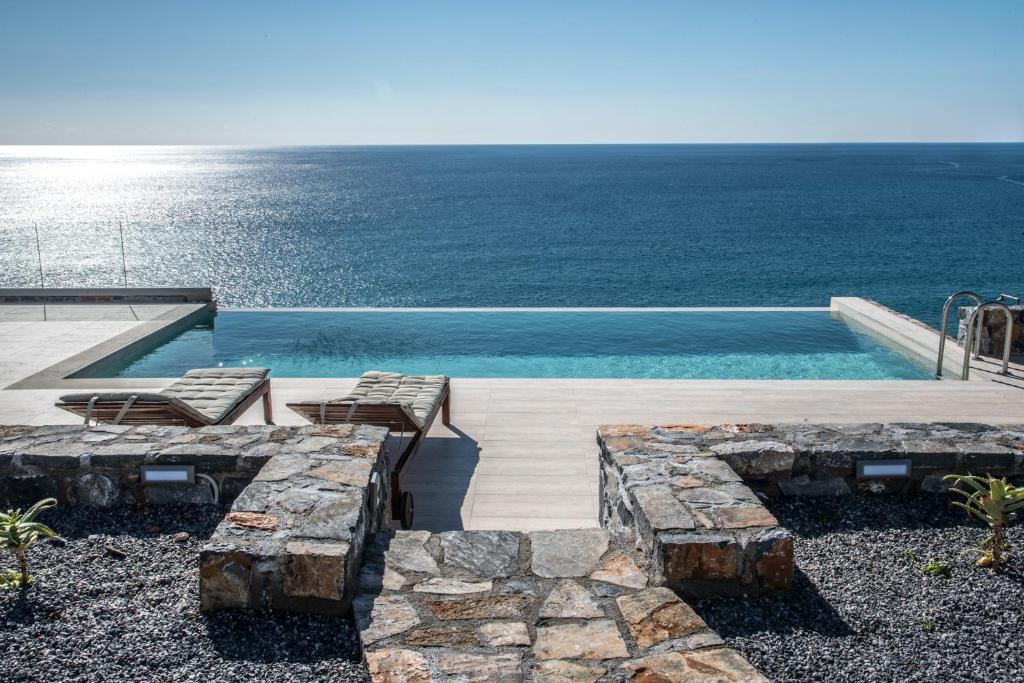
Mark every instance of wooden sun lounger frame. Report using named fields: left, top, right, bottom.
left=55, top=379, right=273, bottom=427
left=286, top=380, right=451, bottom=526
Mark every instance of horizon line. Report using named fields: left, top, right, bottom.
left=1, top=140, right=1022, bottom=148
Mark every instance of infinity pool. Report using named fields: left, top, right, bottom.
left=83, top=309, right=938, bottom=380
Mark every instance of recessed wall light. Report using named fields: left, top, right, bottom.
left=141, top=465, right=195, bottom=485
left=856, top=459, right=911, bottom=479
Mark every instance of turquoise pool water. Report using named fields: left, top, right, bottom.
left=88, top=310, right=937, bottom=380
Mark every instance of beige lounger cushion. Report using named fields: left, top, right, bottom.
left=56, top=392, right=210, bottom=424
left=338, top=371, right=448, bottom=426
left=160, top=368, right=269, bottom=421
left=58, top=368, right=269, bottom=425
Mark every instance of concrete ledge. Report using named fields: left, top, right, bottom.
left=830, top=296, right=956, bottom=376
left=224, top=306, right=830, bottom=313
left=0, top=287, right=213, bottom=304
left=6, top=302, right=213, bottom=389
left=831, top=297, right=1024, bottom=384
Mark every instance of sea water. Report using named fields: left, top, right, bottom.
left=1, top=143, right=1022, bottom=327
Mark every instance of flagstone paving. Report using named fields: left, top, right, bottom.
left=355, top=529, right=768, bottom=682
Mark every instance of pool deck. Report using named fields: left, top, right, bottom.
left=2, top=299, right=1024, bottom=532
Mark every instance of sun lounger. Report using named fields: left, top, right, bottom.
left=56, top=368, right=273, bottom=427
left=286, top=371, right=451, bottom=529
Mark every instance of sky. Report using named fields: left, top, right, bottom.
left=1, top=1, right=1022, bottom=145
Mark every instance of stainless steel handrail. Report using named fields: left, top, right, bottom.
left=936, top=291, right=983, bottom=377
left=962, top=300, right=1013, bottom=380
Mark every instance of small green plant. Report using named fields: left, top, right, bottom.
left=0, top=498, right=58, bottom=588
left=945, top=474, right=1024, bottom=572
left=919, top=619, right=937, bottom=632
left=0, top=568, right=29, bottom=589
left=919, top=558, right=951, bottom=577
left=902, top=548, right=918, bottom=564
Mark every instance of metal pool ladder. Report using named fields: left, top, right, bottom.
left=937, top=291, right=1017, bottom=379
left=936, top=291, right=982, bottom=377
left=959, top=296, right=1016, bottom=380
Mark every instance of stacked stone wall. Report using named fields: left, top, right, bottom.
left=199, top=423, right=390, bottom=615
left=598, top=422, right=1024, bottom=597
left=0, top=423, right=387, bottom=508
left=958, top=305, right=1024, bottom=356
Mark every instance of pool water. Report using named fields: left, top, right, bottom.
left=88, top=310, right=938, bottom=380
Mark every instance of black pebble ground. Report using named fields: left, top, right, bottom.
left=695, top=494, right=1024, bottom=683
left=3, top=497, right=1022, bottom=682
left=0, top=505, right=369, bottom=683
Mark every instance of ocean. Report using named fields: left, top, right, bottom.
left=1, top=144, right=1022, bottom=326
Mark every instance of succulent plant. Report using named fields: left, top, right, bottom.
left=919, top=558, right=951, bottom=577
left=944, top=474, right=1024, bottom=572
left=0, top=498, right=58, bottom=588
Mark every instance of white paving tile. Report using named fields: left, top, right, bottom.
left=467, top=517, right=598, bottom=531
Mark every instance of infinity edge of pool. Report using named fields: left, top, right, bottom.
left=71, top=307, right=944, bottom=381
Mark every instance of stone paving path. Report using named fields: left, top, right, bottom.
left=355, top=529, right=767, bottom=682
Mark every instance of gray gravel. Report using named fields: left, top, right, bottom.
left=5, top=497, right=1021, bottom=682
left=696, top=494, right=1024, bottom=683
left=0, top=505, right=369, bottom=683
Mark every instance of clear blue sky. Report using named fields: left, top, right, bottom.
left=1, top=1, right=1021, bottom=144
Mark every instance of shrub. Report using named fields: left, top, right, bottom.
left=919, top=558, right=951, bottom=577
left=944, top=474, right=1024, bottom=572
left=0, top=498, right=58, bottom=588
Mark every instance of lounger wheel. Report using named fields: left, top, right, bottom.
left=399, top=491, right=414, bottom=530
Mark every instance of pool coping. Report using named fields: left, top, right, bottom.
left=6, top=301, right=215, bottom=390
left=4, top=296, right=1019, bottom=391
left=831, top=297, right=979, bottom=379
left=220, top=306, right=832, bottom=313
left=0, top=287, right=213, bottom=304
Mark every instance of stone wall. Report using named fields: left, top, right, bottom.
left=958, top=305, right=1024, bottom=356
left=354, top=529, right=766, bottom=682
left=199, top=423, right=390, bottom=615
left=598, top=425, right=794, bottom=598
left=0, top=423, right=386, bottom=508
left=600, top=422, right=1024, bottom=501
left=598, top=422, right=1024, bottom=597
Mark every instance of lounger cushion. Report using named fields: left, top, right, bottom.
left=59, top=392, right=173, bottom=404
left=339, top=371, right=447, bottom=425
left=160, top=368, right=269, bottom=422
left=56, top=391, right=212, bottom=424
left=58, top=368, right=268, bottom=425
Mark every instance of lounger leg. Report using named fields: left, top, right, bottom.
left=262, top=385, right=274, bottom=424
left=442, top=391, right=452, bottom=426
left=390, top=472, right=402, bottom=519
